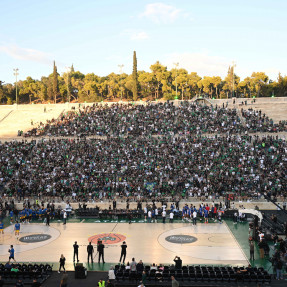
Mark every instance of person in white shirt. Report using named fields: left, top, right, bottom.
left=169, top=211, right=174, bottom=223
left=108, top=266, right=115, bottom=280
left=162, top=210, right=166, bottom=224
left=155, top=208, right=158, bottom=223
left=144, top=206, right=148, bottom=222
left=147, top=210, right=152, bottom=223
left=192, top=210, right=197, bottom=225
left=130, top=258, right=137, bottom=271
left=63, top=211, right=67, bottom=225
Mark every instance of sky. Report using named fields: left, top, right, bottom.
left=0, top=0, right=287, bottom=84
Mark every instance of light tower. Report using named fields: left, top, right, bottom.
left=13, top=68, right=19, bottom=105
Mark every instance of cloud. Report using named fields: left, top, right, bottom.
left=140, top=2, right=182, bottom=24
left=121, top=30, right=149, bottom=41
left=163, top=52, right=230, bottom=78
left=0, top=44, right=52, bottom=64
left=130, top=31, right=149, bottom=40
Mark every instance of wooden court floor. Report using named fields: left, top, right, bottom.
left=0, top=221, right=249, bottom=268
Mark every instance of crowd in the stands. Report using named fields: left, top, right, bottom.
left=241, top=108, right=286, bottom=133
left=22, top=102, right=287, bottom=137
left=0, top=135, right=286, bottom=200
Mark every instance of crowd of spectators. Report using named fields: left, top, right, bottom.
left=241, top=108, right=286, bottom=133
left=23, top=102, right=287, bottom=137
left=0, top=134, right=286, bottom=201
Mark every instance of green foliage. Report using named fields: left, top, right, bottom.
left=222, top=66, right=240, bottom=97
left=132, top=51, right=138, bottom=101
left=53, top=61, right=59, bottom=103
left=1, top=62, right=287, bottom=104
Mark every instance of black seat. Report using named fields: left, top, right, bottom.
left=148, top=269, right=156, bottom=281
left=123, top=270, right=129, bottom=281
left=155, top=272, right=163, bottom=282
left=176, top=269, right=183, bottom=281
left=209, top=271, right=216, bottom=281
left=183, top=270, right=189, bottom=281
left=116, top=270, right=123, bottom=281
left=249, top=273, right=257, bottom=282
left=129, top=271, right=137, bottom=281
left=215, top=272, right=222, bottom=281
left=162, top=270, right=170, bottom=281
left=222, top=273, right=230, bottom=282
left=196, top=271, right=203, bottom=282
left=190, top=272, right=196, bottom=282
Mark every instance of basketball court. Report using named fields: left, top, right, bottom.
left=0, top=221, right=249, bottom=269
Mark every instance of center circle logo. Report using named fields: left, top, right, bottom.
left=88, top=233, right=126, bottom=245
left=165, top=235, right=197, bottom=244
left=19, top=234, right=52, bottom=243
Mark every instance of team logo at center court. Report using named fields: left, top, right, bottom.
left=165, top=235, right=197, bottom=244
left=88, top=233, right=126, bottom=245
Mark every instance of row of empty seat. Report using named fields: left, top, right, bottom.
left=114, top=265, right=271, bottom=284
left=0, top=263, right=52, bottom=284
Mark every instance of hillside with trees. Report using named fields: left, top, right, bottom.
left=1, top=60, right=287, bottom=105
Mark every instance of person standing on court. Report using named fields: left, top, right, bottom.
left=162, top=209, right=166, bottom=223
left=8, top=245, right=16, bottom=263
left=73, top=241, right=79, bottom=262
left=119, top=241, right=127, bottom=263
left=97, top=240, right=105, bottom=263
left=87, top=242, right=94, bottom=263
left=169, top=211, right=174, bottom=223
left=63, top=210, right=67, bottom=225
left=192, top=210, right=197, bottom=225
left=0, top=221, right=4, bottom=234
left=14, top=221, right=20, bottom=240
left=46, top=211, right=50, bottom=226
left=58, top=254, right=66, bottom=273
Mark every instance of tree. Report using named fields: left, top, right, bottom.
left=238, top=77, right=252, bottom=97
left=0, top=81, right=5, bottom=104
left=132, top=51, right=138, bottom=101
left=53, top=61, right=59, bottom=103
left=222, top=66, right=240, bottom=98
left=187, top=72, right=201, bottom=98
left=20, top=77, right=40, bottom=104
left=70, top=71, right=85, bottom=101
left=0, top=61, right=286, bottom=103
left=210, top=76, right=222, bottom=98
left=250, top=72, right=268, bottom=97
left=198, top=77, right=212, bottom=96
left=171, top=68, right=188, bottom=100
left=150, top=61, right=167, bottom=100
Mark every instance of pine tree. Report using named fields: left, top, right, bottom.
left=71, top=64, right=75, bottom=73
left=53, top=61, right=59, bottom=103
left=132, top=51, right=138, bottom=101
left=47, top=78, right=53, bottom=102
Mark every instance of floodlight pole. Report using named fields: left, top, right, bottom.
left=13, top=68, right=19, bottom=106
